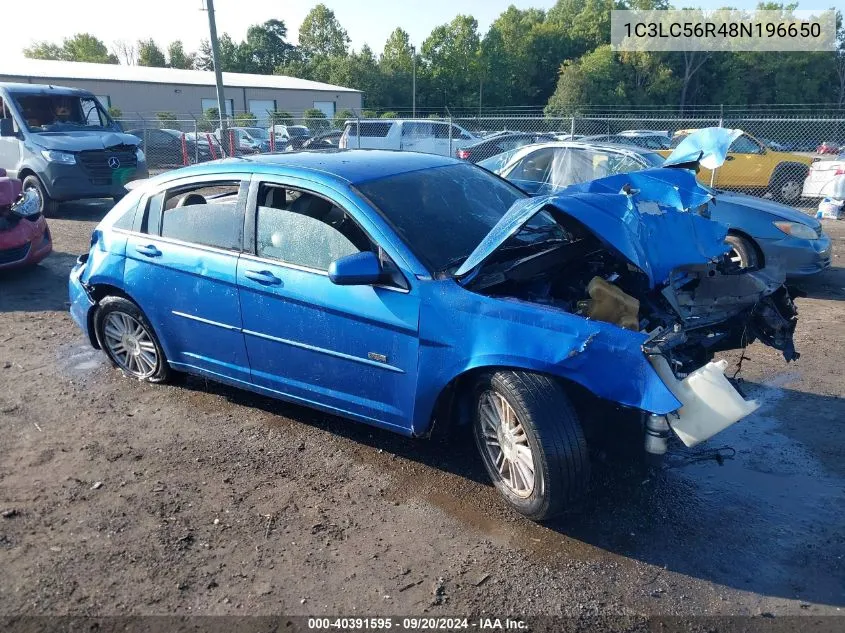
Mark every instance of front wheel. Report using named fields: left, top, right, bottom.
left=21, top=174, right=59, bottom=216
left=472, top=371, right=590, bottom=521
left=94, top=296, right=171, bottom=383
left=724, top=233, right=760, bottom=269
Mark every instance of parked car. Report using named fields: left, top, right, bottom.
left=0, top=83, right=148, bottom=215
left=480, top=139, right=831, bottom=277
left=660, top=129, right=813, bottom=204
left=0, top=171, right=51, bottom=270
left=816, top=141, right=842, bottom=155
left=583, top=130, right=672, bottom=150
left=802, top=157, right=845, bottom=200
left=127, top=128, right=219, bottom=168
left=455, top=132, right=556, bottom=163
left=270, top=124, right=311, bottom=149
left=215, top=127, right=270, bottom=154
left=301, top=130, right=342, bottom=150
left=70, top=150, right=800, bottom=520
left=338, top=119, right=477, bottom=156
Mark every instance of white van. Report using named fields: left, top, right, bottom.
left=338, top=119, right=476, bottom=156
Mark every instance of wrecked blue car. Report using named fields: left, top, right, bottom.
left=68, top=150, right=798, bottom=520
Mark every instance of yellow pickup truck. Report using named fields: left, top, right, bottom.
left=660, top=130, right=813, bottom=204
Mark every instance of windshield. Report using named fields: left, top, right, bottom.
left=11, top=92, right=113, bottom=132
left=356, top=163, right=567, bottom=273
left=244, top=128, right=268, bottom=139
left=289, top=126, right=310, bottom=137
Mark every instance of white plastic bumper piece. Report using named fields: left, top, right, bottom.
left=649, top=356, right=760, bottom=447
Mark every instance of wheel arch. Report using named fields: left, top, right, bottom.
left=86, top=283, right=147, bottom=350
left=768, top=161, right=810, bottom=189
left=726, top=227, right=766, bottom=269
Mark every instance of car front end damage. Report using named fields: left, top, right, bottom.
left=454, top=165, right=798, bottom=461
left=0, top=176, right=52, bottom=270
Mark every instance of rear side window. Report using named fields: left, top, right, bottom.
left=402, top=122, right=432, bottom=138
left=145, top=180, right=243, bottom=250
left=345, top=122, right=392, bottom=138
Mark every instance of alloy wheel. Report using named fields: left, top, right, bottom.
left=102, top=311, right=158, bottom=378
left=478, top=390, right=535, bottom=498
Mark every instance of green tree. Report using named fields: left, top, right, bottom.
left=379, top=28, right=415, bottom=109
left=234, top=112, right=258, bottom=126
left=242, top=19, right=294, bottom=74
left=545, top=45, right=628, bottom=115
left=299, top=4, right=350, bottom=62
left=380, top=111, right=399, bottom=118
left=167, top=41, right=195, bottom=69
left=326, top=45, right=385, bottom=106
left=303, top=107, right=329, bottom=132
left=421, top=15, right=481, bottom=109
left=269, top=110, right=294, bottom=126
left=107, top=106, right=123, bottom=119
left=24, top=33, right=117, bottom=63
left=137, top=39, right=167, bottom=67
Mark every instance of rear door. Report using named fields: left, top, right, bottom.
left=400, top=122, right=435, bottom=153
left=123, top=174, right=251, bottom=382
left=236, top=176, right=421, bottom=432
left=0, top=94, right=22, bottom=176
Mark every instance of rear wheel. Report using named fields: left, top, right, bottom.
left=769, top=164, right=807, bottom=204
left=472, top=371, right=590, bottom=521
left=94, top=296, right=171, bottom=383
left=21, top=174, right=59, bottom=216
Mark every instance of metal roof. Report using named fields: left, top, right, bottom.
left=0, top=59, right=360, bottom=93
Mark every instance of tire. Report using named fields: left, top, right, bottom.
left=94, top=296, right=171, bottom=383
left=472, top=371, right=589, bottom=521
left=769, top=164, right=807, bottom=204
left=21, top=174, right=59, bottom=216
left=724, top=233, right=759, bottom=269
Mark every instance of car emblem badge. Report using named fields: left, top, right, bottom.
left=108, top=157, right=120, bottom=169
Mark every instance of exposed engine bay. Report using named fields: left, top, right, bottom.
left=463, top=216, right=798, bottom=378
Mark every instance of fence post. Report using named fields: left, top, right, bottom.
left=449, top=116, right=453, bottom=158
left=711, top=104, right=724, bottom=188
left=193, top=120, right=199, bottom=164
left=356, top=116, right=361, bottom=149
left=570, top=115, right=576, bottom=139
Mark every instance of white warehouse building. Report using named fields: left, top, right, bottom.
left=0, top=59, right=362, bottom=124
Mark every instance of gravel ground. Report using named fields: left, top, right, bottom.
left=1, top=201, right=844, bottom=628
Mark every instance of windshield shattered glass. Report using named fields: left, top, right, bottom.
left=12, top=93, right=112, bottom=132
left=356, top=164, right=537, bottom=272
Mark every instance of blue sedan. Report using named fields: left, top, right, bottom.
left=480, top=141, right=832, bottom=277
left=68, top=151, right=799, bottom=520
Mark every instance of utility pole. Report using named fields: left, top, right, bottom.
left=203, top=0, right=227, bottom=139
left=411, top=45, right=416, bottom=118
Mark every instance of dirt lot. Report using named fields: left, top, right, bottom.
left=1, top=201, right=844, bottom=626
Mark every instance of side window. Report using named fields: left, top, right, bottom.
left=730, top=135, right=763, bottom=154
left=452, top=125, right=471, bottom=140
left=402, top=122, right=432, bottom=138
left=433, top=123, right=450, bottom=139
left=255, top=184, right=372, bottom=271
left=506, top=148, right=556, bottom=184
left=146, top=181, right=242, bottom=250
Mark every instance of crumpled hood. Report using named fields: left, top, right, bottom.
left=30, top=131, right=140, bottom=152
left=455, top=167, right=730, bottom=288
left=712, top=189, right=821, bottom=228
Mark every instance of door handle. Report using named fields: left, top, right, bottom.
left=244, top=269, right=282, bottom=285
left=136, top=244, right=162, bottom=257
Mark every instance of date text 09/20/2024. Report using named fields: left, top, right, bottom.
left=307, top=617, right=528, bottom=630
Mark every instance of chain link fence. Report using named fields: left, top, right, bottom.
left=117, top=112, right=845, bottom=209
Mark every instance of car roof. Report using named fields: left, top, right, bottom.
left=0, top=82, right=95, bottom=97
left=508, top=140, right=658, bottom=156
left=170, top=149, right=458, bottom=185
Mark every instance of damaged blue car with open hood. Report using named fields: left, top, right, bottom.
left=68, top=146, right=799, bottom=521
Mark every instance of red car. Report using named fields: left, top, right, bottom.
left=816, top=141, right=842, bottom=155
left=0, top=170, right=52, bottom=270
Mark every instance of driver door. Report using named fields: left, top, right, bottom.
left=236, top=176, right=421, bottom=433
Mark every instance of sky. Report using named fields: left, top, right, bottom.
left=3, top=0, right=770, bottom=62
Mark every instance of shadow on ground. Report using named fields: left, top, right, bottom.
left=175, top=372, right=845, bottom=608
left=790, top=266, right=845, bottom=301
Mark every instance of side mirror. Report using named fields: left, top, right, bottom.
left=0, top=119, right=15, bottom=137
left=328, top=251, right=382, bottom=286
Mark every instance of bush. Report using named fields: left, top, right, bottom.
left=155, top=112, right=178, bottom=128
left=302, top=108, right=329, bottom=133
left=234, top=112, right=257, bottom=127
left=361, top=109, right=378, bottom=118
left=333, top=108, right=355, bottom=129
left=379, top=111, right=399, bottom=119
left=269, top=110, right=294, bottom=127
left=107, top=106, right=122, bottom=119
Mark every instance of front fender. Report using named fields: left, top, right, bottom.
left=410, top=280, right=681, bottom=435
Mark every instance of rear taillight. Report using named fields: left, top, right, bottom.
left=456, top=149, right=471, bottom=160
left=836, top=168, right=845, bottom=176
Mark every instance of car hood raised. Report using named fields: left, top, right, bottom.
left=454, top=167, right=730, bottom=288
left=30, top=131, right=140, bottom=152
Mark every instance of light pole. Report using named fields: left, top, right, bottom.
left=411, top=45, right=416, bottom=118
left=202, top=0, right=227, bottom=139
